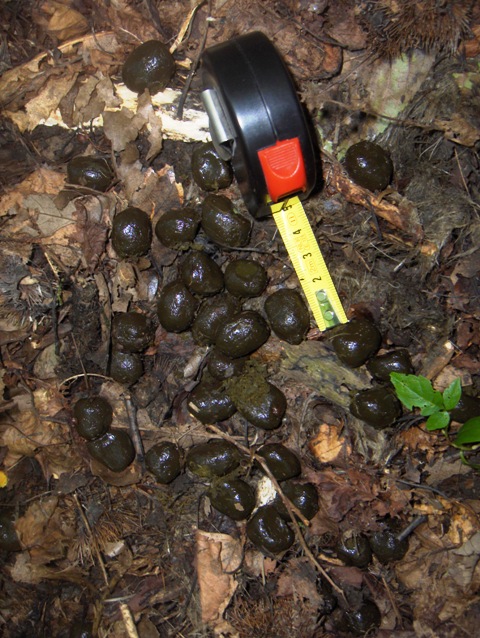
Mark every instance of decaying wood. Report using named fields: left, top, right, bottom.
left=270, top=339, right=370, bottom=409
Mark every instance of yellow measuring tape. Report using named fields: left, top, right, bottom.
left=270, top=196, right=348, bottom=331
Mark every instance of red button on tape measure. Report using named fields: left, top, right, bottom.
left=258, top=138, right=308, bottom=203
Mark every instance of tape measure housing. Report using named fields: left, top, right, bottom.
left=201, top=31, right=317, bottom=218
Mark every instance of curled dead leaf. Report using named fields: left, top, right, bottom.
left=196, top=530, right=242, bottom=626
left=309, top=423, right=351, bottom=464
left=435, top=115, right=480, bottom=147
left=330, top=162, right=424, bottom=240
left=34, top=1, right=88, bottom=41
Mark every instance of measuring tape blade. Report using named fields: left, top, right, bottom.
left=271, top=196, right=348, bottom=331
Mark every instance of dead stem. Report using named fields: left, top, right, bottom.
left=176, top=1, right=210, bottom=120
left=120, top=603, right=140, bottom=638
left=58, top=372, right=111, bottom=389
left=124, top=395, right=145, bottom=471
left=74, top=493, right=109, bottom=587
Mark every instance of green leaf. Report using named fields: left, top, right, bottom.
left=454, top=417, right=480, bottom=446
left=426, top=411, right=450, bottom=431
left=390, top=373, right=444, bottom=413
left=443, top=378, right=462, bottom=411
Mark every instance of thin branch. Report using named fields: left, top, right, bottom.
left=176, top=1, right=211, bottom=120
left=124, top=395, right=145, bottom=471
left=207, top=424, right=345, bottom=598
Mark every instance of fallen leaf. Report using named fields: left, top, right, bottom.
left=89, top=458, right=142, bottom=487
left=305, top=468, right=378, bottom=522
left=25, top=192, right=76, bottom=236
left=330, top=163, right=424, bottom=240
left=71, top=197, right=113, bottom=272
left=137, top=92, right=163, bottom=161
left=103, top=107, right=148, bottom=152
left=6, top=73, right=78, bottom=132
left=72, top=74, right=109, bottom=126
left=196, top=530, right=242, bottom=625
left=0, top=385, right=78, bottom=478
left=16, top=495, right=77, bottom=564
left=243, top=550, right=278, bottom=578
left=34, top=0, right=88, bottom=41
left=0, top=168, right=66, bottom=216
left=9, top=552, right=65, bottom=584
left=309, top=423, right=351, bottom=464
left=277, top=557, right=323, bottom=606
left=435, top=115, right=480, bottom=147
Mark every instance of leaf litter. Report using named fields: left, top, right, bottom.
left=0, top=1, right=480, bottom=637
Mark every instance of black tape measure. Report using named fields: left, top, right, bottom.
left=201, top=31, right=347, bottom=329
left=201, top=31, right=317, bottom=218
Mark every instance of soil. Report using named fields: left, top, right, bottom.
left=0, top=1, right=479, bottom=637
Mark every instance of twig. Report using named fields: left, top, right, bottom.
left=58, top=372, right=111, bottom=389
left=397, top=515, right=428, bottom=542
left=381, top=574, right=402, bottom=627
left=74, top=493, right=109, bottom=586
left=124, top=395, right=145, bottom=471
left=120, top=603, right=140, bottom=638
left=176, top=1, right=210, bottom=120
left=170, top=1, right=207, bottom=54
left=206, top=424, right=345, bottom=598
left=146, top=0, right=171, bottom=42
left=70, top=333, right=90, bottom=392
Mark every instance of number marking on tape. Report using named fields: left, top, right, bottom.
left=271, top=196, right=348, bottom=331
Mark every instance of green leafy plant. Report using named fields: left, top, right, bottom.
left=390, top=373, right=480, bottom=451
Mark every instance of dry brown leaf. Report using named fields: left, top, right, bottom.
left=71, top=74, right=116, bottom=126
left=243, top=550, right=278, bottom=578
left=26, top=192, right=76, bottom=237
left=328, top=565, right=364, bottom=589
left=133, top=164, right=183, bottom=212
left=327, top=4, right=368, bottom=50
left=103, top=107, right=148, bottom=153
left=0, top=168, right=66, bottom=216
left=9, top=552, right=68, bottom=584
left=277, top=557, right=323, bottom=606
left=5, top=73, right=79, bottom=132
left=321, top=43, right=343, bottom=77
left=116, top=145, right=146, bottom=201
left=433, top=365, right=471, bottom=393
left=16, top=495, right=77, bottom=564
left=396, top=424, right=447, bottom=463
left=329, top=162, right=424, bottom=240
left=137, top=92, right=163, bottom=162
left=413, top=497, right=478, bottom=547
left=196, top=530, right=242, bottom=625
left=34, top=0, right=88, bottom=41
left=70, top=196, right=113, bottom=272
left=306, top=468, right=378, bottom=522
left=89, top=458, right=142, bottom=487
left=0, top=385, right=74, bottom=477
left=435, top=115, right=480, bottom=147
left=0, top=403, right=39, bottom=461
left=103, top=91, right=163, bottom=158
left=309, top=423, right=351, bottom=464
left=396, top=532, right=479, bottom=637
left=0, top=58, right=42, bottom=109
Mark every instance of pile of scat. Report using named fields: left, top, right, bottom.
left=62, top=43, right=426, bottom=563
left=24, top=40, right=478, bottom=636
left=63, top=128, right=433, bottom=624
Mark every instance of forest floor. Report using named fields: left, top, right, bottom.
left=0, top=1, right=480, bottom=637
